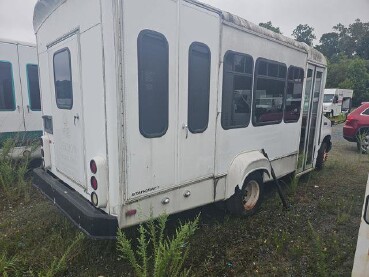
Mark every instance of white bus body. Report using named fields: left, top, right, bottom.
left=323, top=88, right=353, bottom=117
left=33, top=0, right=331, bottom=238
left=0, top=39, right=42, bottom=157
left=352, top=175, right=369, bottom=276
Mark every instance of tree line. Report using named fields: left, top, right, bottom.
left=259, top=20, right=369, bottom=106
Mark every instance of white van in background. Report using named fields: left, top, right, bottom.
left=32, top=0, right=332, bottom=238
left=323, top=88, right=353, bottom=117
left=0, top=39, right=42, bottom=158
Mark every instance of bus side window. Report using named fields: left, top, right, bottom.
left=137, top=30, right=169, bottom=138
left=284, top=66, right=304, bottom=123
left=188, top=42, right=211, bottom=134
left=221, top=51, right=254, bottom=130
left=253, top=59, right=286, bottom=126
left=0, top=61, right=15, bottom=111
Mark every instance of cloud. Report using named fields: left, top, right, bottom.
left=0, top=0, right=38, bottom=43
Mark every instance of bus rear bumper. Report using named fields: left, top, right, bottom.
left=32, top=168, right=118, bottom=239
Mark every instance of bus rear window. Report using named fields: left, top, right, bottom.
left=53, top=48, right=73, bottom=110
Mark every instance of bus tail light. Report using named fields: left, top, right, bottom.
left=90, top=160, right=97, bottom=174
left=40, top=136, right=51, bottom=169
left=90, top=176, right=98, bottom=190
left=89, top=156, right=108, bottom=208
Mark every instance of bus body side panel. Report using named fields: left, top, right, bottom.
left=177, top=1, right=220, bottom=185
left=215, top=24, right=307, bottom=179
left=123, top=0, right=179, bottom=201
left=17, top=44, right=43, bottom=133
left=100, top=0, right=123, bottom=215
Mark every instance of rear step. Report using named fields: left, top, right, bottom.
left=32, top=168, right=118, bottom=239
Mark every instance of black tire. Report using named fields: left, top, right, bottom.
left=226, top=172, right=264, bottom=216
left=357, top=140, right=368, bottom=154
left=316, top=142, right=328, bottom=170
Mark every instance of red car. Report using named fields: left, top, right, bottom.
left=343, top=102, right=369, bottom=152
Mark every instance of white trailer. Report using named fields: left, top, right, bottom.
left=32, top=0, right=332, bottom=238
left=0, top=39, right=42, bottom=157
left=323, top=88, right=353, bottom=117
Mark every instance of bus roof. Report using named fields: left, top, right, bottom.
left=33, top=0, right=326, bottom=65
left=0, top=38, right=36, bottom=47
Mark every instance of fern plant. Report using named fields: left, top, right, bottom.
left=0, top=252, right=22, bottom=277
left=117, top=214, right=200, bottom=277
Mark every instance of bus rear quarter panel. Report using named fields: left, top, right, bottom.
left=36, top=0, right=112, bottom=209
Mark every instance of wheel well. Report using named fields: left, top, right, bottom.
left=322, top=135, right=331, bottom=143
left=242, top=169, right=269, bottom=187
left=322, top=135, right=332, bottom=152
left=356, top=127, right=369, bottom=141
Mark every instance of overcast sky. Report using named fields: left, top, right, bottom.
left=1, top=0, right=369, bottom=44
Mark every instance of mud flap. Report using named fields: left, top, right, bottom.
left=226, top=185, right=243, bottom=215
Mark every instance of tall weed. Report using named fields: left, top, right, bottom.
left=0, top=252, right=22, bottom=277
left=117, top=214, right=200, bottom=277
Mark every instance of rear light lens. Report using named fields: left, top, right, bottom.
left=126, top=209, right=137, bottom=217
left=91, top=192, right=98, bottom=206
left=90, top=176, right=98, bottom=190
left=90, top=160, right=97, bottom=174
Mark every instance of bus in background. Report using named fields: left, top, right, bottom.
left=0, top=39, right=42, bottom=158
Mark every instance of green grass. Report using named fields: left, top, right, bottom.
left=0, top=129, right=367, bottom=276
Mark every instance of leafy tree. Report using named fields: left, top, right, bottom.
left=326, top=56, right=369, bottom=106
left=259, top=21, right=282, bottom=34
left=292, top=24, right=316, bottom=46
left=316, top=32, right=339, bottom=59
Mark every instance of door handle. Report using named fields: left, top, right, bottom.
left=17, top=105, right=20, bottom=112
left=74, top=114, right=80, bottom=125
left=182, top=124, right=189, bottom=139
left=27, top=105, right=30, bottom=113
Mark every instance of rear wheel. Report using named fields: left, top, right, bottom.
left=241, top=175, right=263, bottom=216
left=227, top=172, right=264, bottom=216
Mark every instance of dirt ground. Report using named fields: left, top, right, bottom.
left=1, top=123, right=368, bottom=276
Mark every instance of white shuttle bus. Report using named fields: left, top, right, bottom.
left=0, top=39, right=42, bottom=157
left=33, top=0, right=332, bottom=238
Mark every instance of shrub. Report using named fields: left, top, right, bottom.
left=117, top=214, right=200, bottom=277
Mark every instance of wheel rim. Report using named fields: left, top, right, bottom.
left=323, top=150, right=328, bottom=161
left=361, top=136, right=369, bottom=152
left=242, top=180, right=260, bottom=211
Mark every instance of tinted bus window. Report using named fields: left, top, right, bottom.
left=53, top=48, right=73, bottom=110
left=188, top=42, right=211, bottom=133
left=27, top=64, right=41, bottom=111
left=253, top=59, right=287, bottom=126
left=284, top=67, right=304, bottom=123
left=221, top=52, right=254, bottom=129
left=138, top=30, right=169, bottom=138
left=0, top=61, right=15, bottom=111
